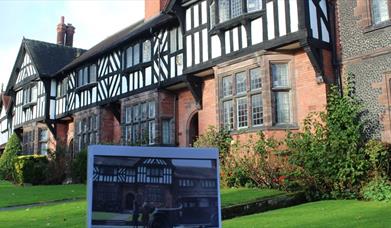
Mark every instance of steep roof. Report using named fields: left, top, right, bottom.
left=5, top=38, right=85, bottom=93
left=57, top=13, right=175, bottom=74
left=23, top=39, right=86, bottom=77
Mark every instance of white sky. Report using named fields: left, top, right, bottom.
left=0, top=0, right=145, bottom=88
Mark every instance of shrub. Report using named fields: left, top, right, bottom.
left=0, top=133, right=22, bottom=181
left=71, top=149, right=87, bottom=183
left=362, top=177, right=391, bottom=201
left=193, top=126, right=232, bottom=165
left=286, top=86, right=369, bottom=199
left=14, top=155, right=48, bottom=185
left=45, top=145, right=72, bottom=184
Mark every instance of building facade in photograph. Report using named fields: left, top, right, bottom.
left=336, top=0, right=391, bottom=143
left=3, top=0, right=338, bottom=155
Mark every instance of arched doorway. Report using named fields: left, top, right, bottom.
left=187, top=112, right=199, bottom=146
left=125, top=193, right=135, bottom=211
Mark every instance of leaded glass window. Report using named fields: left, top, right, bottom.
left=237, top=97, right=248, bottom=128
left=271, top=63, right=291, bottom=124
left=133, top=43, right=140, bottom=65
left=372, top=0, right=389, bottom=24
left=252, top=94, right=263, bottom=126
left=143, top=40, right=151, bottom=62
left=219, top=0, right=230, bottom=22
left=236, top=72, right=247, bottom=94
left=231, top=0, right=243, bottom=18
left=250, top=68, right=262, bottom=90
left=247, top=0, right=263, bottom=13
left=222, top=76, right=233, bottom=97
left=223, top=100, right=234, bottom=129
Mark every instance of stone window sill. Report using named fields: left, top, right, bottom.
left=364, top=20, right=391, bottom=33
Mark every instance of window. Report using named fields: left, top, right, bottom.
left=371, top=0, right=390, bottom=24
left=210, top=1, right=216, bottom=27
left=143, top=40, right=151, bottom=62
left=38, top=129, right=48, bottom=155
left=271, top=63, right=291, bottom=124
left=231, top=0, right=243, bottom=18
left=247, top=0, right=263, bottom=13
left=215, top=0, right=263, bottom=24
left=220, top=67, right=264, bottom=130
left=57, top=78, right=68, bottom=97
left=23, top=85, right=37, bottom=104
left=76, top=115, right=98, bottom=152
left=179, top=179, right=195, bottom=187
left=237, top=97, right=248, bottom=128
left=223, top=100, right=234, bottom=129
left=126, top=46, right=133, bottom=67
left=222, top=76, right=233, bottom=97
left=77, top=65, right=97, bottom=87
left=145, top=188, right=162, bottom=203
left=170, top=28, right=177, bottom=53
left=162, top=119, right=173, bottom=145
left=123, top=101, right=156, bottom=145
left=22, top=131, right=34, bottom=155
left=219, top=0, right=230, bottom=22
left=236, top=72, right=247, bottom=94
left=133, top=43, right=140, bottom=65
left=252, top=94, right=263, bottom=126
left=250, top=68, right=262, bottom=90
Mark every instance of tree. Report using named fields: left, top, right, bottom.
left=0, top=133, right=22, bottom=181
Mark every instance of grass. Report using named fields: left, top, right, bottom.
left=223, top=200, right=391, bottom=228
left=1, top=199, right=391, bottom=228
left=0, top=180, right=85, bottom=208
left=220, top=187, right=285, bottom=207
left=0, top=200, right=86, bottom=228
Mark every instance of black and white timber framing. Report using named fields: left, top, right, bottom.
left=5, top=0, right=333, bottom=136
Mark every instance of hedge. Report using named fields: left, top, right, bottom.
left=14, top=155, right=48, bottom=185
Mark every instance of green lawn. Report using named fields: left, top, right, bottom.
left=1, top=199, right=390, bottom=227
left=223, top=200, right=391, bottom=228
left=221, top=188, right=285, bottom=207
left=0, top=181, right=85, bottom=208
left=0, top=200, right=86, bottom=228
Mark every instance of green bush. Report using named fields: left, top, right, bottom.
left=14, top=155, right=48, bottom=185
left=45, top=145, right=71, bottom=184
left=286, top=86, right=369, bottom=199
left=0, top=133, right=22, bottom=181
left=71, top=149, right=87, bottom=183
left=362, top=177, right=391, bottom=201
left=193, top=126, right=232, bottom=165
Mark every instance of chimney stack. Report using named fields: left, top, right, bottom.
left=56, top=16, right=75, bottom=47
left=144, top=0, right=169, bottom=21
left=56, top=16, right=66, bottom=45
left=65, top=23, right=75, bottom=47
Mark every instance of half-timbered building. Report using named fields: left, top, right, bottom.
left=4, top=17, right=85, bottom=154
left=3, top=0, right=337, bottom=154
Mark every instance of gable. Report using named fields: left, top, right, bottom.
left=16, top=52, right=38, bottom=84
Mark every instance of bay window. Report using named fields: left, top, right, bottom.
left=220, top=62, right=292, bottom=131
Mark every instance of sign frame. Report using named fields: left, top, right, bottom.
left=87, top=145, right=221, bottom=228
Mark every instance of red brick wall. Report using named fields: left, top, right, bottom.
left=176, top=88, right=198, bottom=146
left=294, top=50, right=328, bottom=125
left=100, top=107, right=121, bottom=144
left=198, top=76, right=218, bottom=135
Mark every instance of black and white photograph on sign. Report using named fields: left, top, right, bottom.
left=87, top=146, right=221, bottom=228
